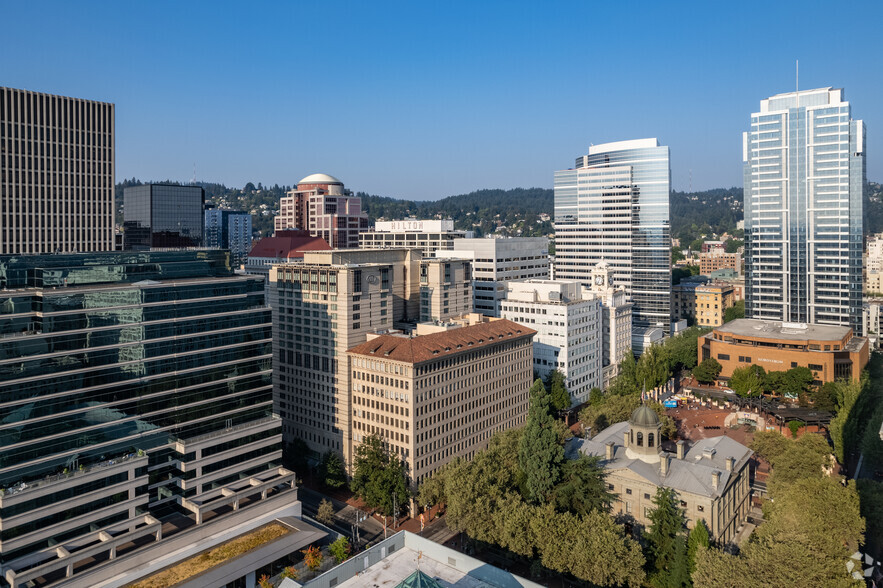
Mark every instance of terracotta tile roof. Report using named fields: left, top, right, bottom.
left=347, top=319, right=536, bottom=365
left=248, top=230, right=331, bottom=259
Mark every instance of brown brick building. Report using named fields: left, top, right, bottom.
left=347, top=316, right=535, bottom=490
left=699, top=319, right=869, bottom=383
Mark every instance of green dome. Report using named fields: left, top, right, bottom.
left=630, top=405, right=660, bottom=427
left=395, top=570, right=445, bottom=588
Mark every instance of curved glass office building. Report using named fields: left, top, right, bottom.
left=554, top=139, right=672, bottom=351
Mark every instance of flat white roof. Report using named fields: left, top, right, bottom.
left=588, top=138, right=659, bottom=155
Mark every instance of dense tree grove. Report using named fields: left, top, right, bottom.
left=419, top=396, right=642, bottom=586
left=694, top=430, right=865, bottom=587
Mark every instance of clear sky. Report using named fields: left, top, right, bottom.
left=3, top=1, right=881, bottom=199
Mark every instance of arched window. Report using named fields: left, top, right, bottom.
left=648, top=433, right=655, bottom=448
left=630, top=431, right=634, bottom=444
left=636, top=432, right=643, bottom=447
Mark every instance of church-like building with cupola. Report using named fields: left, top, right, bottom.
left=568, top=405, right=753, bottom=545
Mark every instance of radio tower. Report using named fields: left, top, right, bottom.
left=191, top=163, right=197, bottom=186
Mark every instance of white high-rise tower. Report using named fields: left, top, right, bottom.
left=743, top=88, right=865, bottom=333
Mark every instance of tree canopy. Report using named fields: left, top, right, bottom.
left=350, top=435, right=409, bottom=517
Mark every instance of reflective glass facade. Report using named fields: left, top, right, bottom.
left=204, top=208, right=253, bottom=267
left=123, top=184, right=205, bottom=250
left=744, top=88, right=864, bottom=333
left=554, top=139, right=672, bottom=340
left=0, top=250, right=275, bottom=565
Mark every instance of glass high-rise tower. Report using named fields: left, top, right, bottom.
left=743, top=88, right=865, bottom=333
left=554, top=139, right=671, bottom=351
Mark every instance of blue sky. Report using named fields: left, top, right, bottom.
left=3, top=1, right=881, bottom=199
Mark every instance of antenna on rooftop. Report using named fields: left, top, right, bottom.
left=795, top=59, right=799, bottom=107
left=191, top=162, right=197, bottom=185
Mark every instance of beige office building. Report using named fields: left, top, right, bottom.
left=419, top=258, right=473, bottom=322
left=347, top=316, right=535, bottom=489
left=269, top=249, right=421, bottom=464
left=1, top=87, right=115, bottom=254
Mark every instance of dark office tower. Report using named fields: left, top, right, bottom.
left=0, top=251, right=296, bottom=588
left=123, top=184, right=205, bottom=249
left=0, top=87, right=115, bottom=254
left=205, top=207, right=253, bottom=267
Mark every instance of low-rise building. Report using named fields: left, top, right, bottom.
left=436, top=237, right=550, bottom=317
left=699, top=319, right=869, bottom=383
left=346, top=316, right=535, bottom=489
left=862, top=299, right=883, bottom=350
left=570, top=407, right=753, bottom=545
left=673, top=282, right=735, bottom=327
left=501, top=280, right=602, bottom=404
left=359, top=219, right=473, bottom=257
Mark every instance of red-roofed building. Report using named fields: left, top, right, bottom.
left=245, top=230, right=332, bottom=290
left=347, top=316, right=535, bottom=495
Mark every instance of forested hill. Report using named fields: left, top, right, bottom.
left=358, top=187, right=554, bottom=237
left=113, top=179, right=883, bottom=242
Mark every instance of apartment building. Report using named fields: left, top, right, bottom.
left=435, top=237, right=549, bottom=317
left=269, top=249, right=420, bottom=465
left=699, top=251, right=741, bottom=277
left=419, top=258, right=473, bottom=322
left=274, top=174, right=368, bottom=248
left=673, top=282, right=736, bottom=327
left=0, top=87, right=115, bottom=254
left=204, top=207, right=252, bottom=267
left=501, top=280, right=602, bottom=404
left=0, top=251, right=296, bottom=588
left=699, top=319, right=869, bottom=383
left=346, top=316, right=535, bottom=488
left=359, top=219, right=473, bottom=257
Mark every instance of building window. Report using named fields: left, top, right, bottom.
left=738, top=356, right=751, bottom=363
left=625, top=488, right=632, bottom=495
left=697, top=505, right=704, bottom=512
left=648, top=433, right=654, bottom=448
left=791, top=362, right=798, bottom=368
left=644, top=493, right=651, bottom=500
left=808, top=364, right=824, bottom=371
left=636, top=432, right=643, bottom=447
left=717, top=354, right=730, bottom=361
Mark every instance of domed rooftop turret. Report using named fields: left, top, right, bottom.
left=298, top=173, right=342, bottom=185
left=630, top=404, right=660, bottom=427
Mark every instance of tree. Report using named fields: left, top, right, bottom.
left=301, top=545, right=323, bottom=571
left=417, top=467, right=448, bottom=508
left=550, top=455, right=614, bottom=515
left=645, top=487, right=690, bottom=588
left=589, top=386, right=603, bottom=405
left=636, top=345, right=671, bottom=391
left=787, top=420, right=801, bottom=438
left=329, top=536, right=351, bottom=563
left=350, top=435, right=409, bottom=517
left=316, top=498, right=335, bottom=526
left=689, top=239, right=704, bottom=252
left=728, top=364, right=765, bottom=397
left=664, top=326, right=708, bottom=372
left=518, top=380, right=564, bottom=503
left=749, top=430, right=790, bottom=463
left=811, top=381, right=838, bottom=412
left=686, top=519, right=710, bottom=577
left=317, top=451, right=347, bottom=489
left=579, top=392, right=641, bottom=435
left=672, top=246, right=685, bottom=263
left=545, top=369, right=571, bottom=413
left=692, top=358, right=721, bottom=385
left=724, top=238, right=743, bottom=253
left=723, top=299, right=745, bottom=323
